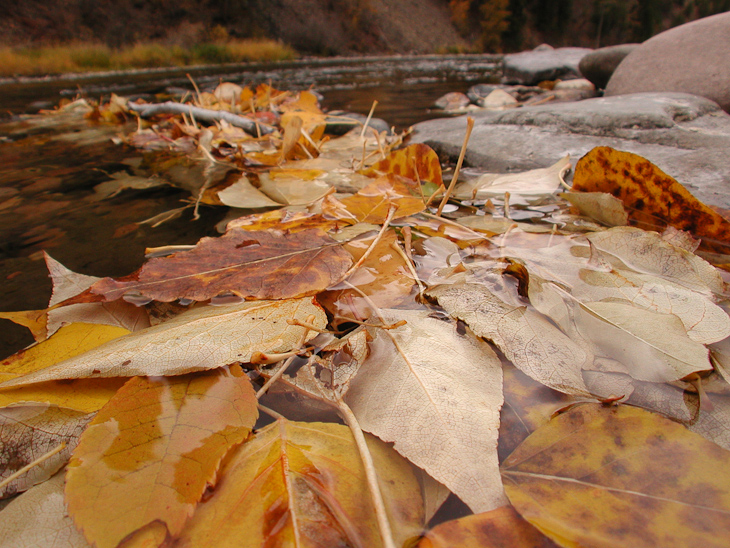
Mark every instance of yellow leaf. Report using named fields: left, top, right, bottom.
left=501, top=404, right=730, bottom=548
left=65, top=366, right=258, bottom=548
left=360, top=143, right=444, bottom=187
left=175, top=419, right=424, bottom=548
left=0, top=309, right=47, bottom=341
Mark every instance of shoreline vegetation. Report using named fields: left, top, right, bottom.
left=0, top=39, right=297, bottom=78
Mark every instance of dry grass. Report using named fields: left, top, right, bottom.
left=0, top=39, right=297, bottom=77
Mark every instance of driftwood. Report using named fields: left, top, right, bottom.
left=127, top=101, right=274, bottom=136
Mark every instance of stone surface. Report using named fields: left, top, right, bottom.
left=605, top=13, right=730, bottom=112
left=579, top=44, right=639, bottom=89
left=410, top=92, right=730, bottom=208
left=468, top=83, right=544, bottom=104
left=434, top=92, right=471, bottom=110
left=502, top=46, right=593, bottom=85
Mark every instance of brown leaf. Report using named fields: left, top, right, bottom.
left=74, top=228, right=352, bottom=303
left=65, top=366, right=258, bottom=548
left=360, top=143, right=444, bottom=187
left=572, top=146, right=730, bottom=253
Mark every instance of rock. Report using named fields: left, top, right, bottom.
left=468, top=83, right=545, bottom=104
left=478, top=89, right=518, bottom=109
left=605, top=13, right=730, bottom=112
left=502, top=46, right=593, bottom=85
left=410, top=92, right=730, bottom=208
left=554, top=78, right=595, bottom=91
left=324, top=111, right=391, bottom=136
left=434, top=92, right=471, bottom=111
left=578, top=44, right=639, bottom=90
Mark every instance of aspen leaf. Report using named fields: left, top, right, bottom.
left=175, top=419, right=424, bottom=548
left=76, top=228, right=352, bottom=303
left=345, top=308, right=507, bottom=513
left=502, top=404, right=730, bottom=548
left=0, top=469, right=91, bottom=548
left=0, top=298, right=325, bottom=387
left=0, top=404, right=92, bottom=498
left=573, top=146, right=730, bottom=254
left=65, top=366, right=258, bottom=548
left=360, top=143, right=444, bottom=187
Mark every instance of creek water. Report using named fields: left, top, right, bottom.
left=0, top=54, right=501, bottom=358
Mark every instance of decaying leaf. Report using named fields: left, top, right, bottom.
left=417, top=505, right=558, bottom=548
left=215, top=174, right=281, bottom=208
left=560, top=191, right=629, bottom=227
left=346, top=308, right=507, bottom=513
left=572, top=146, right=730, bottom=254
left=175, top=419, right=424, bottom=548
left=80, top=228, right=352, bottom=303
left=1, top=404, right=92, bottom=498
left=502, top=404, right=730, bottom=548
left=0, top=298, right=325, bottom=387
left=66, top=366, right=258, bottom=548
left=360, top=143, right=444, bottom=188
left=0, top=469, right=91, bottom=548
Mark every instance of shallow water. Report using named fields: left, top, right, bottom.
left=0, top=54, right=500, bottom=358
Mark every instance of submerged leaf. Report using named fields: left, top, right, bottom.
left=66, top=366, right=258, bottom=548
left=175, top=419, right=424, bottom=548
left=0, top=298, right=325, bottom=387
left=346, top=308, right=507, bottom=513
left=502, top=404, right=730, bottom=548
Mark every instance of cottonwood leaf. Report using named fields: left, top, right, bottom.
left=175, top=419, right=424, bottom=548
left=0, top=404, right=92, bottom=498
left=65, top=366, right=258, bottom=548
left=45, top=254, right=150, bottom=337
left=501, top=404, right=730, bottom=548
left=225, top=209, right=339, bottom=233
left=0, top=298, right=325, bottom=387
left=0, top=469, right=91, bottom=548
left=586, top=227, right=725, bottom=295
left=216, top=174, right=281, bottom=208
left=258, top=170, right=333, bottom=206
left=428, top=283, right=591, bottom=396
left=573, top=146, right=730, bottom=254
left=360, top=143, right=444, bottom=187
left=345, top=308, right=507, bottom=513
left=73, top=228, right=352, bottom=304
left=575, top=301, right=711, bottom=382
left=689, top=393, right=730, bottom=451
left=416, top=505, right=558, bottom=548
left=560, top=191, right=629, bottom=227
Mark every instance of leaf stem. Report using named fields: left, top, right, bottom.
left=437, top=116, right=474, bottom=216
left=341, top=205, right=397, bottom=280
left=0, top=442, right=66, bottom=491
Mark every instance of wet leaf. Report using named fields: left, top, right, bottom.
left=175, top=419, right=424, bottom=548
left=0, top=309, right=47, bottom=342
left=688, top=393, right=730, bottom=451
left=215, top=174, right=281, bottom=208
left=0, top=298, right=325, bottom=387
left=501, top=404, right=730, bottom=548
left=80, top=228, right=352, bottom=303
left=322, top=174, right=425, bottom=224
left=66, top=366, right=258, bottom=548
left=346, top=308, right=507, bottom=513
left=258, top=169, right=333, bottom=205
left=319, top=229, right=416, bottom=324
left=428, top=283, right=591, bottom=396
left=225, top=209, right=339, bottom=233
left=417, top=505, right=558, bottom=548
left=360, top=143, right=444, bottom=187
left=1, top=404, right=92, bottom=498
left=0, top=469, right=92, bottom=548
left=573, top=146, right=730, bottom=254
left=560, top=191, right=629, bottom=227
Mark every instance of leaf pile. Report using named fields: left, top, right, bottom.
left=2, top=86, right=730, bottom=547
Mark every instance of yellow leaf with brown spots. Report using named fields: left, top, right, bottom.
left=501, top=404, right=730, bottom=548
left=65, top=366, right=258, bottom=548
left=572, top=146, right=730, bottom=253
left=225, top=209, right=339, bottom=233
left=361, top=143, right=444, bottom=187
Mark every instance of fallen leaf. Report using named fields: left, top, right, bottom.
left=175, top=419, right=424, bottom=548
left=0, top=298, right=325, bottom=387
left=78, top=228, right=352, bottom=303
left=0, top=309, right=47, bottom=342
left=572, top=146, right=730, bottom=253
left=225, top=209, right=339, bottom=233
left=258, top=170, right=333, bottom=205
left=0, top=469, right=91, bottom=548
left=1, top=404, right=92, bottom=498
left=92, top=171, right=164, bottom=201
left=417, top=505, right=558, bottom=548
left=428, top=283, right=591, bottom=396
left=346, top=308, right=507, bottom=513
left=688, top=392, right=730, bottom=451
left=65, top=366, right=258, bottom=548
left=215, top=174, right=281, bottom=208
left=502, top=404, right=730, bottom=548
left=360, top=143, right=444, bottom=187
left=560, top=191, right=629, bottom=227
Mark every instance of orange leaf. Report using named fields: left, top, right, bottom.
left=65, top=366, right=258, bottom=548
left=417, top=506, right=558, bottom=548
left=572, top=146, right=730, bottom=253
left=73, top=228, right=353, bottom=303
left=322, top=174, right=426, bottom=224
left=361, top=143, right=444, bottom=187
left=226, top=209, right=339, bottom=233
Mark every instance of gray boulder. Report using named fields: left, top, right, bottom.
left=410, top=92, right=730, bottom=208
left=605, top=12, right=730, bottom=112
left=502, top=46, right=593, bottom=85
left=578, top=44, right=639, bottom=89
